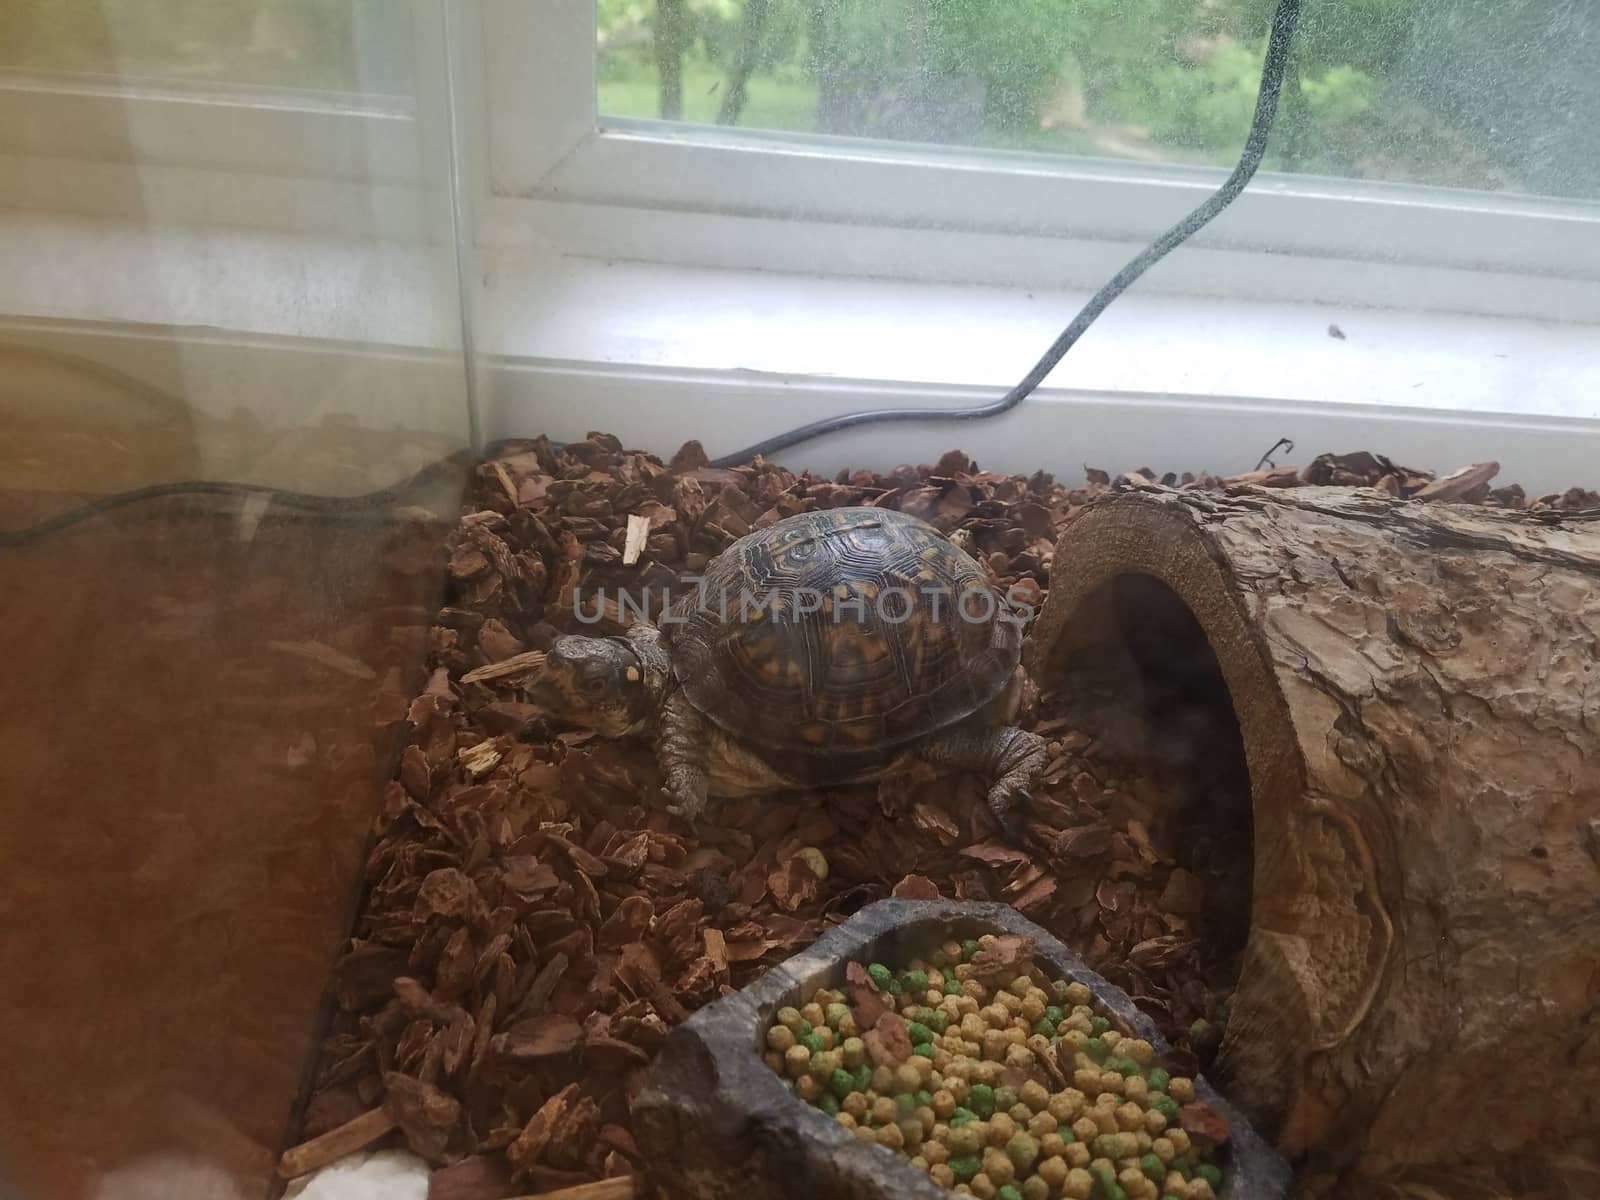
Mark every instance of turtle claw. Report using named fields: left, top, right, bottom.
left=989, top=785, right=1032, bottom=843
left=665, top=783, right=707, bottom=830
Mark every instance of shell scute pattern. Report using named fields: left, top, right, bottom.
left=666, top=506, right=1022, bottom=754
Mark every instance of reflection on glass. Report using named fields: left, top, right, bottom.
left=0, top=3, right=460, bottom=1199
left=598, top=0, right=1600, bottom=201
left=0, top=0, right=414, bottom=93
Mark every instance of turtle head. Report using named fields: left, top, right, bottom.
left=525, top=634, right=659, bottom=737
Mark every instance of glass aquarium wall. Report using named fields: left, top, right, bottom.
left=0, top=4, right=472, bottom=1198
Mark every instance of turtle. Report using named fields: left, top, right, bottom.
left=525, top=505, right=1047, bottom=836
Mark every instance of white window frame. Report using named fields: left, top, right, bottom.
left=5, top=1, right=1600, bottom=494
left=450, top=0, right=1600, bottom=494
left=473, top=0, right=1600, bottom=324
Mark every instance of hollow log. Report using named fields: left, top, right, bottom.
left=1024, top=482, right=1600, bottom=1196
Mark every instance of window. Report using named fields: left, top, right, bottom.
left=483, top=0, right=1600, bottom=323
left=596, top=0, right=1600, bottom=205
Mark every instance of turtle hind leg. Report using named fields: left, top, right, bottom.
left=921, top=723, right=1047, bottom=842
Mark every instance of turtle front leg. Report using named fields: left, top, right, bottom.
left=656, top=690, right=710, bottom=824
left=921, top=724, right=1047, bottom=841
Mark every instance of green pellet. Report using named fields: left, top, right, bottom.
left=852, top=1064, right=873, bottom=1092
left=1090, top=1163, right=1125, bottom=1200
left=1116, top=1057, right=1143, bottom=1078
left=1140, top=1154, right=1166, bottom=1182
left=1145, top=1068, right=1171, bottom=1093
left=1005, top=1132, right=1039, bottom=1172
left=801, top=1033, right=824, bottom=1055
left=907, top=1021, right=934, bottom=1045
left=895, top=1092, right=917, bottom=1112
left=927, top=1011, right=950, bottom=1034
left=997, top=1187, right=1023, bottom=1200
left=1043, top=1006, right=1064, bottom=1026
left=1151, top=1095, right=1180, bottom=1123
left=913, top=1043, right=935, bottom=1059
left=1197, top=1164, right=1223, bottom=1188
left=915, top=1089, right=934, bottom=1108
left=993, top=1087, right=1017, bottom=1112
left=944, top=978, right=963, bottom=996
left=1032, top=1018, right=1055, bottom=1037
left=818, top=1092, right=840, bottom=1116
left=949, top=1155, right=981, bottom=1184
left=1089, top=1016, right=1111, bottom=1036
left=867, top=963, right=892, bottom=988
left=887, top=979, right=903, bottom=996
left=961, top=939, right=981, bottom=960
left=1084, top=1037, right=1109, bottom=1062
left=829, top=1069, right=855, bottom=1099
left=968, top=1083, right=995, bottom=1118
left=1170, top=1156, right=1193, bottom=1177
left=904, top=969, right=929, bottom=993
left=795, top=1018, right=813, bottom=1038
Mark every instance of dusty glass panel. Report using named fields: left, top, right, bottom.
left=0, top=0, right=414, bottom=94
left=0, top=3, right=466, bottom=1199
left=597, top=0, right=1600, bottom=202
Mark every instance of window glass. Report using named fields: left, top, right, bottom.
left=597, top=0, right=1600, bottom=203
left=0, top=0, right=414, bottom=94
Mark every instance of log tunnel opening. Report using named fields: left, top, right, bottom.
left=1042, top=571, right=1256, bottom=1005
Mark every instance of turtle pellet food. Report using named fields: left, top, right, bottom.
left=762, top=934, right=1229, bottom=1200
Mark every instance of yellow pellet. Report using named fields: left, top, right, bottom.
left=1064, top=1166, right=1094, bottom=1200
left=784, top=1045, right=811, bottom=1077
left=982, top=1148, right=1016, bottom=1185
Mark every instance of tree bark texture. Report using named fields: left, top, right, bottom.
left=716, top=0, right=772, bottom=126
left=655, top=0, right=686, bottom=121
left=1024, top=483, right=1600, bottom=1196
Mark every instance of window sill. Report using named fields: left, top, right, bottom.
left=479, top=246, right=1600, bottom=493
left=6, top=212, right=1600, bottom=496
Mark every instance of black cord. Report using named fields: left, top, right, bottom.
left=0, top=473, right=458, bottom=547
left=708, top=0, right=1304, bottom=469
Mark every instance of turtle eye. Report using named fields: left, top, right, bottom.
left=583, top=674, right=609, bottom=695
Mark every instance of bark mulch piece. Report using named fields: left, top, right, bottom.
left=289, top=435, right=1580, bottom=1194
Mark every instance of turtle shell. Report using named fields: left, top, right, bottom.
left=664, top=506, right=1022, bottom=757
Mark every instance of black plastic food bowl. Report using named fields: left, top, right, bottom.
left=632, top=899, right=1290, bottom=1199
